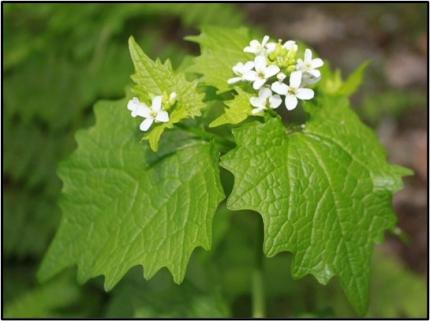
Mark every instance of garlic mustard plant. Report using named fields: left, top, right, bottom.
left=39, top=26, right=412, bottom=319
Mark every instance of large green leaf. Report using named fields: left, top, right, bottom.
left=220, top=94, right=411, bottom=314
left=38, top=98, right=224, bottom=290
left=186, top=26, right=252, bottom=93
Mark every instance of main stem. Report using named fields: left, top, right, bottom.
left=252, top=218, right=265, bottom=318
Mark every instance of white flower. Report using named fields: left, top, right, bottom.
left=228, top=61, right=255, bottom=85
left=249, top=87, right=282, bottom=114
left=283, top=40, right=298, bottom=52
left=296, top=48, right=324, bottom=79
left=244, top=56, right=280, bottom=90
left=169, top=92, right=177, bottom=104
left=127, top=96, right=169, bottom=132
left=276, top=72, right=286, bottom=81
left=244, top=35, right=277, bottom=56
left=271, top=71, right=314, bottom=110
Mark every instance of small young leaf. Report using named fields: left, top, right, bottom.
left=209, top=88, right=253, bottom=127
left=221, top=93, right=411, bottom=314
left=128, top=37, right=205, bottom=151
left=38, top=98, right=224, bottom=290
left=338, top=61, right=369, bottom=96
left=319, top=61, right=369, bottom=97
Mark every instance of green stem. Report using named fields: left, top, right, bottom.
left=175, top=123, right=234, bottom=148
left=252, top=267, right=265, bottom=318
left=252, top=218, right=265, bottom=318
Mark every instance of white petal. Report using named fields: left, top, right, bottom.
left=304, top=49, right=312, bottom=62
left=277, top=72, right=286, bottom=81
left=311, top=58, right=324, bottom=68
left=296, top=88, right=314, bottom=100
left=228, top=77, right=241, bottom=84
left=155, top=110, right=169, bottom=122
left=254, top=56, right=266, bottom=72
left=243, top=46, right=254, bottom=54
left=244, top=40, right=260, bottom=53
left=266, top=42, right=277, bottom=53
left=127, top=97, right=140, bottom=111
left=289, top=71, right=302, bottom=88
left=259, top=87, right=272, bottom=99
left=250, top=39, right=260, bottom=47
left=253, top=78, right=266, bottom=90
left=232, top=62, right=245, bottom=74
left=269, top=95, right=282, bottom=109
left=296, top=59, right=305, bottom=71
left=307, top=69, right=321, bottom=78
left=244, top=61, right=255, bottom=71
left=302, top=74, right=321, bottom=85
left=250, top=96, right=264, bottom=108
left=139, top=118, right=154, bottom=131
left=264, top=65, right=280, bottom=78
left=132, top=104, right=151, bottom=118
left=243, top=70, right=257, bottom=81
left=262, top=35, right=270, bottom=45
left=251, top=107, right=264, bottom=115
left=285, top=94, right=298, bottom=111
left=271, top=81, right=288, bottom=95
left=283, top=40, right=297, bottom=51
left=151, top=96, right=162, bottom=111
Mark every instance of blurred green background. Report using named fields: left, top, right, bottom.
left=2, top=3, right=428, bottom=318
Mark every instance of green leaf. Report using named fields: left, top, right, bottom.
left=319, top=61, right=369, bottom=97
left=128, top=37, right=205, bottom=151
left=38, top=98, right=224, bottom=290
left=4, top=274, right=80, bottom=318
left=338, top=61, right=369, bottom=96
left=106, top=268, right=230, bottom=318
left=210, top=89, right=254, bottom=127
left=186, top=27, right=252, bottom=93
left=220, top=94, right=411, bottom=314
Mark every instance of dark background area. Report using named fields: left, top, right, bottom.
left=2, top=3, right=428, bottom=318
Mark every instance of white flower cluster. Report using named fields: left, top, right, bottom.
left=127, top=92, right=176, bottom=132
left=228, top=35, right=324, bottom=114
